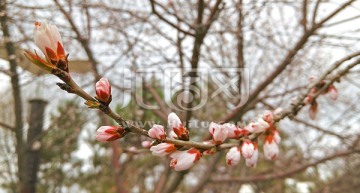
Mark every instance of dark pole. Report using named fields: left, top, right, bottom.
left=27, top=99, right=47, bottom=193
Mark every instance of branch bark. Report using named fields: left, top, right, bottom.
left=211, top=149, right=360, bottom=183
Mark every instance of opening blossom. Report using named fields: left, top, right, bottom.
left=226, top=147, right=241, bottom=166
left=150, top=143, right=176, bottom=157
left=170, top=148, right=201, bottom=171
left=209, top=122, right=228, bottom=145
left=24, top=22, right=68, bottom=72
left=148, top=124, right=166, bottom=140
left=168, top=112, right=189, bottom=140
left=245, top=118, right=270, bottom=133
left=96, top=126, right=126, bottom=142
left=95, top=78, right=112, bottom=104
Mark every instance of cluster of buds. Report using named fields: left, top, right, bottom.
left=24, top=22, right=69, bottom=77
left=146, top=111, right=281, bottom=171
left=304, top=76, right=338, bottom=119
left=225, top=110, right=281, bottom=167
left=148, top=113, right=201, bottom=171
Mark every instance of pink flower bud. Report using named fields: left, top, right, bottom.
left=96, top=126, right=125, bottom=142
left=309, top=100, right=318, bottom=120
left=244, top=122, right=255, bottom=133
left=150, top=143, right=176, bottom=157
left=170, top=148, right=201, bottom=171
left=223, top=123, right=244, bottom=139
left=168, top=112, right=189, bottom=140
left=256, top=118, right=270, bottom=131
left=245, top=118, right=269, bottom=133
left=209, top=122, right=228, bottom=145
left=34, top=21, right=65, bottom=61
left=241, top=140, right=255, bottom=159
left=328, top=85, right=338, bottom=100
left=226, top=147, right=241, bottom=166
left=264, top=135, right=279, bottom=160
left=245, top=148, right=258, bottom=167
left=141, top=141, right=152, bottom=148
left=262, top=110, right=274, bottom=123
left=148, top=124, right=166, bottom=140
left=168, top=112, right=181, bottom=129
left=95, top=77, right=112, bottom=103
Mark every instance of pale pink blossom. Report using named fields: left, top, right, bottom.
left=209, top=122, right=228, bottom=144
left=150, top=143, right=176, bottom=157
left=223, top=123, right=243, bottom=139
left=141, top=141, right=152, bottom=148
left=262, top=110, right=274, bottom=123
left=328, top=85, right=338, bottom=100
left=148, top=124, right=166, bottom=140
left=168, top=112, right=182, bottom=129
left=245, top=148, right=259, bottom=167
left=168, top=112, right=189, bottom=140
left=24, top=22, right=66, bottom=71
left=244, top=122, right=256, bottom=133
left=34, top=21, right=64, bottom=60
left=264, top=136, right=279, bottom=160
left=256, top=118, right=270, bottom=131
left=96, top=126, right=125, bottom=142
left=170, top=148, right=201, bottom=171
left=245, top=118, right=269, bottom=133
left=226, top=147, right=241, bottom=166
left=95, top=78, right=112, bottom=103
left=241, top=140, right=255, bottom=158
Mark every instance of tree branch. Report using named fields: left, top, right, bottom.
left=222, top=0, right=358, bottom=123
left=149, top=0, right=195, bottom=36
left=211, top=148, right=360, bottom=183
